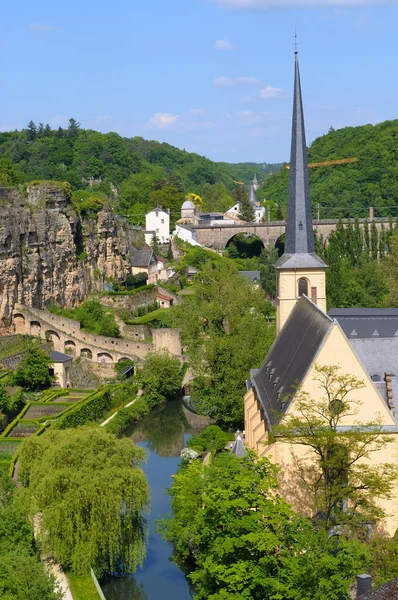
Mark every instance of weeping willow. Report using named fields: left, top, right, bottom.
left=17, top=427, right=149, bottom=576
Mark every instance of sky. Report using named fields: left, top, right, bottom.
left=1, top=0, right=398, bottom=163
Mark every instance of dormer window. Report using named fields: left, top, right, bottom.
left=299, top=221, right=303, bottom=231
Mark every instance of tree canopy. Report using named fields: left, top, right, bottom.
left=17, top=427, right=149, bottom=576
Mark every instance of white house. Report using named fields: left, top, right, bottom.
left=225, top=174, right=265, bottom=223
left=145, top=206, right=170, bottom=245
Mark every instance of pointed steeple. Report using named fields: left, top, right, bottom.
left=276, top=52, right=325, bottom=270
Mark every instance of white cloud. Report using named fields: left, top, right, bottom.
left=242, top=85, right=282, bottom=102
left=147, top=112, right=178, bottom=129
left=213, top=75, right=261, bottom=87
left=212, top=0, right=394, bottom=10
left=28, top=22, right=60, bottom=31
left=215, top=39, right=234, bottom=50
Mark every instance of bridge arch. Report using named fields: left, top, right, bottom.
left=45, top=330, right=61, bottom=351
left=225, top=232, right=265, bottom=258
left=97, top=352, right=114, bottom=364
left=30, top=321, right=41, bottom=336
left=64, top=340, right=77, bottom=356
left=14, top=313, right=26, bottom=334
left=80, top=348, right=93, bottom=359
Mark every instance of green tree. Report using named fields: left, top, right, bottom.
left=235, top=185, right=255, bottom=222
left=17, top=428, right=148, bottom=576
left=138, top=350, right=182, bottom=405
left=0, top=385, right=11, bottom=413
left=258, top=246, right=278, bottom=299
left=150, top=233, right=160, bottom=254
left=276, top=364, right=397, bottom=531
left=67, top=118, right=80, bottom=139
left=171, top=261, right=275, bottom=426
left=26, top=120, right=37, bottom=142
left=160, top=451, right=369, bottom=600
left=0, top=159, right=18, bottom=186
left=13, top=343, right=52, bottom=390
left=383, top=230, right=398, bottom=306
left=0, top=476, right=63, bottom=600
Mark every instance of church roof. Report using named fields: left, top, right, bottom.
left=275, top=52, right=324, bottom=270
left=328, top=308, right=398, bottom=338
left=251, top=295, right=333, bottom=426
left=359, top=576, right=398, bottom=599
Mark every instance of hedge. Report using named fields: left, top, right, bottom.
left=105, top=396, right=151, bottom=436
left=54, top=387, right=112, bottom=429
left=101, top=283, right=155, bottom=297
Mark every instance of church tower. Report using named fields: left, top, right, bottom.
left=275, top=51, right=327, bottom=332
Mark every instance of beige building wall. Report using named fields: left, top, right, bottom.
left=245, top=323, right=398, bottom=535
left=276, top=268, right=326, bottom=332
left=52, top=360, right=72, bottom=388
left=132, top=264, right=158, bottom=284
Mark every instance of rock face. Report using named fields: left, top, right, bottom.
left=0, top=183, right=141, bottom=326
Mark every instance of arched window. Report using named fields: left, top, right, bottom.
left=298, top=278, right=309, bottom=297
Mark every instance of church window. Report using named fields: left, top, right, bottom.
left=298, top=278, right=308, bottom=297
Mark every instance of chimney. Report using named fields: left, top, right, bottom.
left=369, top=207, right=374, bottom=221
left=357, top=574, right=372, bottom=597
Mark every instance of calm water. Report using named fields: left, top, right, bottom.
left=100, top=400, right=210, bottom=600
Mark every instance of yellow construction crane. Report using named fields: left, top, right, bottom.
left=285, top=157, right=358, bottom=170
left=233, top=180, right=244, bottom=185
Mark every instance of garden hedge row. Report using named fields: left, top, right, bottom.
left=55, top=387, right=112, bottom=429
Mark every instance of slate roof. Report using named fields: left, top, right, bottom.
left=251, top=295, right=333, bottom=426
left=249, top=186, right=259, bottom=207
left=130, top=248, right=154, bottom=267
left=360, top=576, right=398, bottom=599
left=275, top=52, right=324, bottom=271
left=239, top=271, right=260, bottom=283
left=230, top=435, right=247, bottom=458
left=50, top=351, right=72, bottom=363
left=328, top=308, right=398, bottom=339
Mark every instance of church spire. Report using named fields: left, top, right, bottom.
left=276, top=51, right=325, bottom=269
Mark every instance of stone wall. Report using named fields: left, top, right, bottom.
left=99, top=288, right=156, bottom=312
left=12, top=305, right=182, bottom=363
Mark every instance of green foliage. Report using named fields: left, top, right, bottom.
left=150, top=233, right=160, bottom=254
left=49, top=300, right=121, bottom=337
left=105, top=396, right=152, bottom=436
left=126, top=272, right=148, bottom=290
left=258, top=245, right=279, bottom=299
left=235, top=184, right=255, bottom=222
left=71, top=189, right=105, bottom=215
left=67, top=572, right=102, bottom=600
left=17, top=428, right=148, bottom=577
left=370, top=533, right=398, bottom=586
left=0, top=158, right=18, bottom=186
left=160, top=452, right=369, bottom=600
left=13, top=343, right=52, bottom=391
left=187, top=425, right=231, bottom=453
left=137, top=350, right=182, bottom=404
left=54, top=388, right=111, bottom=428
left=258, top=120, right=398, bottom=218
left=168, top=261, right=275, bottom=427
left=0, top=475, right=63, bottom=600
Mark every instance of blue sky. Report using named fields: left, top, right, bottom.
left=1, top=0, right=398, bottom=163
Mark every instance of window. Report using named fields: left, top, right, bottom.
left=298, top=278, right=308, bottom=297
left=161, top=219, right=164, bottom=224
left=156, top=212, right=159, bottom=217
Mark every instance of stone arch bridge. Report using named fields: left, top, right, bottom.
left=12, top=305, right=181, bottom=364
left=192, top=217, right=391, bottom=251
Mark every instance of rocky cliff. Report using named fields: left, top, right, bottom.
left=0, top=182, right=142, bottom=326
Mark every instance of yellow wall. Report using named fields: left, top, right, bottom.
left=245, top=323, right=398, bottom=535
left=276, top=268, right=326, bottom=332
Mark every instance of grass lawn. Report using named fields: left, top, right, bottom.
left=126, top=307, right=167, bottom=325
left=67, top=572, right=102, bottom=600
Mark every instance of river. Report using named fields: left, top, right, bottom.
left=100, top=399, right=210, bottom=600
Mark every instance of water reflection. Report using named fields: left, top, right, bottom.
left=100, top=400, right=210, bottom=600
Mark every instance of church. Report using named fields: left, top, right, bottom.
left=244, top=51, right=398, bottom=536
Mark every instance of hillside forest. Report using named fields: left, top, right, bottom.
left=258, top=120, right=398, bottom=220
left=0, top=120, right=280, bottom=227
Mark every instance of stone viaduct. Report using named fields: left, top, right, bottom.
left=191, top=217, right=392, bottom=251
left=12, top=305, right=182, bottom=364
